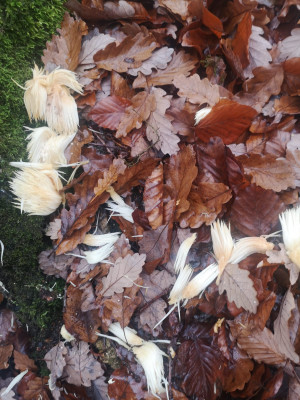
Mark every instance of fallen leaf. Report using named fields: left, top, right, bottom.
left=173, top=74, right=220, bottom=106
left=266, top=243, right=299, bottom=285
left=232, top=11, right=252, bottom=69
left=78, top=29, right=116, bottom=66
left=146, top=87, right=180, bottom=155
left=116, top=91, right=156, bottom=137
left=219, top=263, right=258, bottom=313
left=139, top=224, right=173, bottom=273
left=273, top=288, right=299, bottom=363
left=274, top=95, right=300, bottom=115
left=239, top=153, right=295, bottom=192
left=14, top=350, right=37, bottom=372
left=158, top=0, right=189, bottom=20
left=94, top=32, right=157, bottom=72
left=128, top=47, right=174, bottom=76
left=230, top=184, right=285, bottom=236
left=165, top=145, right=198, bottom=220
left=39, top=249, right=73, bottom=279
left=133, top=50, right=198, bottom=88
left=64, top=285, right=102, bottom=342
left=88, top=95, right=132, bottom=130
left=23, top=377, right=51, bottom=400
left=42, top=13, right=88, bottom=71
left=235, top=65, right=284, bottom=112
left=144, top=163, right=164, bottom=230
left=179, top=183, right=232, bottom=228
left=100, top=253, right=146, bottom=297
left=195, top=99, right=257, bottom=145
left=175, top=324, right=223, bottom=399
left=244, top=25, right=272, bottom=78
left=283, top=58, right=300, bottom=96
left=64, top=341, right=104, bottom=386
left=0, top=345, right=13, bottom=369
left=278, top=28, right=300, bottom=61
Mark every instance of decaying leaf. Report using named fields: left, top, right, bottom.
left=219, top=263, right=258, bottom=313
left=100, top=253, right=146, bottom=297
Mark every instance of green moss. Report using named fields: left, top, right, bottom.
left=0, top=0, right=66, bottom=359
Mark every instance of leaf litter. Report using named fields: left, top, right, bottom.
left=4, top=1, right=300, bottom=399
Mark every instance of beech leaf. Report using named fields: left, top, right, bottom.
left=100, top=253, right=146, bottom=297
left=128, top=47, right=174, bottom=76
left=195, top=99, right=257, bottom=145
left=219, top=263, right=258, bottom=313
left=279, top=28, right=300, bottom=61
left=78, top=30, right=116, bottom=66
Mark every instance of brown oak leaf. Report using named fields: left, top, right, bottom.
left=94, top=32, right=157, bottom=72
left=133, top=50, right=198, bottom=88
left=88, top=95, right=132, bottom=130
left=219, top=263, right=258, bottom=313
left=173, top=74, right=220, bottom=106
left=100, top=253, right=146, bottom=297
left=42, top=13, right=88, bottom=71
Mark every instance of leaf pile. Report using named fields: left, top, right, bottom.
left=3, top=0, right=300, bottom=399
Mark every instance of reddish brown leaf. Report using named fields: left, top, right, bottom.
left=64, top=285, right=101, bottom=342
left=116, top=91, right=156, bottom=137
left=14, top=350, right=37, bottom=372
left=239, top=153, right=295, bottom=192
left=165, top=145, right=198, bottom=220
left=0, top=345, right=13, bottom=369
left=195, top=99, right=257, bottom=145
left=144, top=163, right=164, bottom=229
left=232, top=12, right=251, bottom=68
left=88, top=95, right=132, bottom=130
left=179, top=182, right=232, bottom=228
left=114, top=157, right=158, bottom=195
left=42, top=13, right=88, bottom=71
left=283, top=58, right=300, bottom=96
left=94, top=32, right=157, bottom=72
left=230, top=184, right=285, bottom=236
left=139, top=224, right=172, bottom=273
left=65, top=128, right=93, bottom=164
left=274, top=95, right=300, bottom=115
left=108, top=367, right=146, bottom=400
left=175, top=324, right=223, bottom=399
left=23, top=377, right=51, bottom=400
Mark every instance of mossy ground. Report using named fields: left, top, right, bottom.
left=0, top=0, right=65, bottom=363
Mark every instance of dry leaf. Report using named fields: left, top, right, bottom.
left=14, top=351, right=37, bottom=372
left=173, top=74, right=220, bottom=106
left=0, top=345, right=13, bottom=370
left=117, top=91, right=156, bottom=137
left=78, top=29, right=116, bottom=67
left=273, top=288, right=299, bottom=363
left=133, top=50, right=198, bottom=88
left=88, top=95, right=132, bottom=130
left=165, top=145, right=198, bottom=220
left=244, top=25, right=272, bottom=78
left=94, top=32, right=157, bottom=72
left=42, top=13, right=88, bottom=71
left=158, top=0, right=189, bottom=20
left=146, top=87, right=180, bottom=155
left=239, top=154, right=295, bottom=192
left=144, top=163, right=164, bottom=230
left=278, top=28, right=300, bottom=61
left=128, top=47, right=174, bottom=76
left=195, top=99, right=257, bottom=145
left=266, top=243, right=299, bottom=285
left=100, top=253, right=146, bottom=297
left=219, top=263, right=258, bottom=313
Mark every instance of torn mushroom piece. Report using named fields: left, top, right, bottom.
left=106, top=186, right=134, bottom=223
left=24, top=65, right=83, bottom=135
left=156, top=220, right=274, bottom=326
left=9, top=162, right=63, bottom=216
left=25, top=126, right=75, bottom=165
left=97, top=323, right=167, bottom=397
left=279, top=207, right=300, bottom=269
